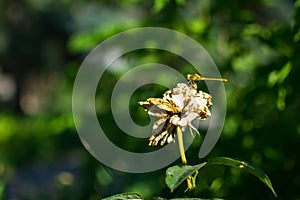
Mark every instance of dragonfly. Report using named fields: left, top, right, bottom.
left=186, top=73, right=227, bottom=89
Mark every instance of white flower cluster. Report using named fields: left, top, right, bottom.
left=165, top=83, right=212, bottom=130
left=139, top=82, right=212, bottom=146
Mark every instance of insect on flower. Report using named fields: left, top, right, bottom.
left=187, top=73, right=227, bottom=89
left=138, top=73, right=227, bottom=146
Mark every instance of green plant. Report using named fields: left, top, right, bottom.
left=104, top=74, right=277, bottom=199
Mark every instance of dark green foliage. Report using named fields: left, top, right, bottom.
left=0, top=0, right=299, bottom=199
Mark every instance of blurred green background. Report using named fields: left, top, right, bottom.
left=0, top=0, right=299, bottom=199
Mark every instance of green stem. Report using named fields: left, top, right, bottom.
left=176, top=126, right=187, bottom=164
left=176, top=126, right=194, bottom=191
left=176, top=126, right=194, bottom=190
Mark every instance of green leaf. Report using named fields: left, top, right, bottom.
left=169, top=198, right=224, bottom=200
left=165, top=162, right=207, bottom=192
left=103, top=192, right=143, bottom=200
left=268, top=62, right=292, bottom=87
left=154, top=198, right=223, bottom=200
left=207, top=157, right=277, bottom=197
left=175, top=0, right=185, bottom=6
left=153, top=0, right=170, bottom=13
left=165, top=157, right=276, bottom=197
left=0, top=179, right=4, bottom=200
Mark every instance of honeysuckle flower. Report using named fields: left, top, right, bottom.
left=138, top=82, right=212, bottom=146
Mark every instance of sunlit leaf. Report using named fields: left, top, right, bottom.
left=153, top=0, right=170, bottom=13
left=268, top=62, right=292, bottom=87
left=0, top=179, right=4, bottom=200
left=165, top=163, right=206, bottom=192
left=277, top=87, right=287, bottom=110
left=166, top=157, right=277, bottom=197
left=103, top=192, right=143, bottom=200
left=175, top=0, right=185, bottom=6
left=170, top=198, right=223, bottom=200
left=187, top=20, right=207, bottom=34
left=154, top=196, right=224, bottom=199
left=207, top=157, right=277, bottom=197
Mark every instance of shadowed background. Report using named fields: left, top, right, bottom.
left=0, top=0, right=299, bottom=199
